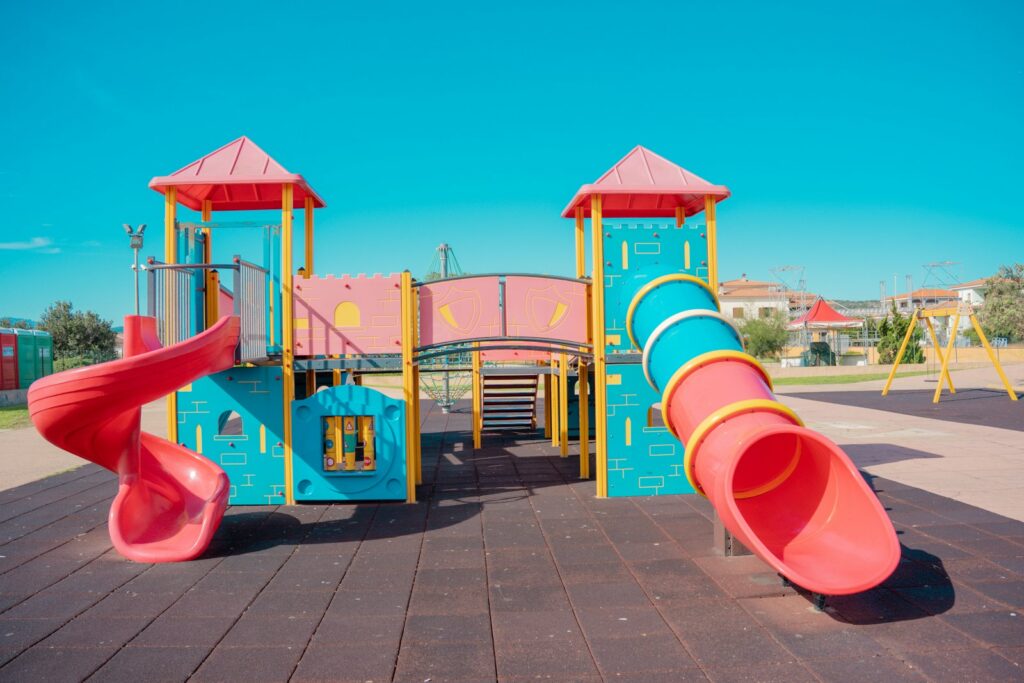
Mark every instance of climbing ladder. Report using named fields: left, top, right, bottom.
left=481, top=368, right=539, bottom=432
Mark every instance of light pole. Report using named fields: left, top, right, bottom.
left=124, top=224, right=147, bottom=315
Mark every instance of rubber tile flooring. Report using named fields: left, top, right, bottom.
left=793, top=387, right=1023, bottom=432
left=0, top=401, right=1022, bottom=682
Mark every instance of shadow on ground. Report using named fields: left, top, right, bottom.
left=794, top=388, right=1023, bottom=431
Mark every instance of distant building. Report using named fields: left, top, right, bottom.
left=885, top=288, right=959, bottom=314
left=718, top=276, right=816, bottom=321
left=950, top=278, right=988, bottom=308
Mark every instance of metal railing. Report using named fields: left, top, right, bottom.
left=233, top=258, right=269, bottom=363
left=146, top=255, right=269, bottom=363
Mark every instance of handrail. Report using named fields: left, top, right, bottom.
left=415, top=335, right=591, bottom=353
left=413, top=272, right=590, bottom=287
left=415, top=343, right=593, bottom=364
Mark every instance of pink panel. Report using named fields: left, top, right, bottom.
left=419, top=277, right=502, bottom=347
left=293, top=274, right=403, bottom=356
left=504, top=277, right=587, bottom=345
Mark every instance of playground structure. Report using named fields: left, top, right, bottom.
left=28, top=138, right=900, bottom=595
left=882, top=302, right=1018, bottom=403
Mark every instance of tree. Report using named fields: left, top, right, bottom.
left=38, top=301, right=117, bottom=365
left=741, top=312, right=789, bottom=359
left=977, top=264, right=1024, bottom=343
left=876, top=302, right=924, bottom=364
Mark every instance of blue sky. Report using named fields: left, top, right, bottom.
left=1, top=1, right=1021, bottom=323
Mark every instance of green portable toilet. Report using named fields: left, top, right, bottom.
left=35, top=331, right=53, bottom=379
left=14, top=329, right=37, bottom=388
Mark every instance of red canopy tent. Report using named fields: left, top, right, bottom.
left=788, top=298, right=863, bottom=330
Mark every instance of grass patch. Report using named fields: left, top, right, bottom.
left=0, top=405, right=30, bottom=429
left=772, top=370, right=932, bottom=386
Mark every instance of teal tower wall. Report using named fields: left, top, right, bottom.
left=599, top=218, right=709, bottom=496
left=177, top=365, right=287, bottom=505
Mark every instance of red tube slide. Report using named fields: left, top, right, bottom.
left=630, top=276, right=900, bottom=595
left=28, top=315, right=238, bottom=562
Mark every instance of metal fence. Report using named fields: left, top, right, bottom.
left=233, top=259, right=269, bottom=363
left=146, top=256, right=269, bottom=363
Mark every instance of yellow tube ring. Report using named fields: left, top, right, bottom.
left=660, top=350, right=774, bottom=440
left=625, top=273, right=718, bottom=351
left=682, top=399, right=803, bottom=497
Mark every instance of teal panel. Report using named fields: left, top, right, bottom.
left=291, top=385, right=407, bottom=501
left=177, top=366, right=286, bottom=505
left=601, top=219, right=709, bottom=355
left=566, top=374, right=596, bottom=438
left=15, top=330, right=37, bottom=388
left=604, top=364, right=692, bottom=497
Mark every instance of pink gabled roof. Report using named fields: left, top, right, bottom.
left=788, top=298, right=863, bottom=330
left=149, top=136, right=326, bottom=212
left=562, top=146, right=730, bottom=218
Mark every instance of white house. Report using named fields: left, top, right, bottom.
left=718, top=277, right=792, bottom=322
left=951, top=278, right=988, bottom=308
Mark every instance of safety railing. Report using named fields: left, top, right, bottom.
left=145, top=256, right=269, bottom=363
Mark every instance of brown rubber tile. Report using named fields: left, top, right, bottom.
left=1, top=404, right=1022, bottom=682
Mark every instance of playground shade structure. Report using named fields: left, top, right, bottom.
left=28, top=316, right=238, bottom=562
left=628, top=275, right=901, bottom=595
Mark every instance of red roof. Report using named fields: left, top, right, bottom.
left=149, top=136, right=325, bottom=212
left=562, top=146, right=730, bottom=218
left=788, top=298, right=863, bottom=329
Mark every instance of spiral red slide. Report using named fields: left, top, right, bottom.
left=28, top=315, right=239, bottom=563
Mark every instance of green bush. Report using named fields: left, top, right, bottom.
left=741, top=312, right=789, bottom=359
left=977, top=264, right=1024, bottom=342
left=877, top=303, right=924, bottom=364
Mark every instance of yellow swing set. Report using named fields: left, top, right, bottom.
left=881, top=302, right=1018, bottom=404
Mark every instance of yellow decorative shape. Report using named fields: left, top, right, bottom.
left=195, top=425, right=203, bottom=454
left=683, top=399, right=803, bottom=497
left=547, top=301, right=568, bottom=328
left=661, top=350, right=774, bottom=439
left=606, top=334, right=621, bottom=346
left=621, top=241, right=629, bottom=270
left=334, top=301, right=361, bottom=328
left=624, top=417, right=632, bottom=446
left=179, top=384, right=193, bottom=393
left=259, top=425, right=266, bottom=454
left=684, top=241, right=691, bottom=270
left=438, top=303, right=459, bottom=329
left=607, top=374, right=622, bottom=386
left=294, top=318, right=309, bottom=330
left=625, top=274, right=719, bottom=350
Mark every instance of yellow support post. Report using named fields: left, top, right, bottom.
left=550, top=356, right=560, bottom=448
left=923, top=317, right=955, bottom=394
left=201, top=199, right=212, bottom=223
left=472, top=342, right=482, bottom=449
left=559, top=352, right=569, bottom=457
left=164, top=186, right=178, bottom=443
left=704, top=196, right=718, bottom=295
left=970, top=314, right=1018, bottom=401
left=575, top=207, right=586, bottom=282
left=578, top=359, right=589, bottom=479
left=591, top=194, right=609, bottom=497
left=400, top=271, right=417, bottom=502
left=882, top=310, right=920, bottom=396
left=204, top=270, right=220, bottom=327
left=933, top=313, right=960, bottom=403
left=410, top=283, right=422, bottom=483
left=280, top=184, right=296, bottom=504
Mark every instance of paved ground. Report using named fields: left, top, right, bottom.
left=1, top=399, right=1023, bottom=682
left=0, top=402, right=167, bottom=491
left=776, top=364, right=1024, bottom=522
